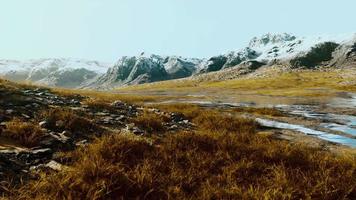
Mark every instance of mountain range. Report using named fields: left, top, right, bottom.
left=0, top=33, right=355, bottom=89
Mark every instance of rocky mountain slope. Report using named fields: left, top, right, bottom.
left=1, top=33, right=355, bottom=89
left=87, top=33, right=356, bottom=88
left=85, top=53, right=204, bottom=89
left=0, top=58, right=109, bottom=88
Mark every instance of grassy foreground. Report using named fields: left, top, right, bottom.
left=7, top=105, right=356, bottom=200
left=1, top=77, right=356, bottom=199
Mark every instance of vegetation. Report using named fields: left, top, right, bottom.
left=39, top=108, right=101, bottom=138
left=232, top=107, right=285, bottom=116
left=12, top=110, right=356, bottom=199
left=130, top=110, right=169, bottom=134
left=52, top=88, right=171, bottom=105
left=1, top=118, right=45, bottom=147
left=119, top=70, right=356, bottom=97
left=1, top=77, right=356, bottom=199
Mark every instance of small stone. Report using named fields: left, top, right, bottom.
left=75, top=140, right=88, bottom=147
left=61, top=131, right=71, bottom=137
left=169, top=125, right=178, bottom=130
left=39, top=121, right=48, bottom=128
left=45, top=160, right=63, bottom=171
left=32, top=103, right=40, bottom=108
left=132, top=127, right=144, bottom=135
left=115, top=115, right=126, bottom=121
left=56, top=120, right=64, bottom=127
left=96, top=112, right=109, bottom=116
left=21, top=114, right=31, bottom=119
left=111, top=100, right=124, bottom=107
left=5, top=109, right=14, bottom=114
left=126, top=123, right=135, bottom=130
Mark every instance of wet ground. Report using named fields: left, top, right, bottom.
left=132, top=90, right=356, bottom=149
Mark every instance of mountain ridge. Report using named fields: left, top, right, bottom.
left=1, top=33, right=355, bottom=89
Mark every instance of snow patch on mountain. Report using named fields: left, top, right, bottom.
left=246, top=33, right=355, bottom=61
left=0, top=58, right=110, bottom=87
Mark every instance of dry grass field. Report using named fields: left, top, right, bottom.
left=1, top=72, right=356, bottom=200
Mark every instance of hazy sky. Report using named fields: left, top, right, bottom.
left=0, top=0, right=355, bottom=62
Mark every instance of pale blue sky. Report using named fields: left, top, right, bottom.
left=0, top=0, right=355, bottom=62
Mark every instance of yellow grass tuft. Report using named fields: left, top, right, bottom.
left=1, top=118, right=45, bottom=147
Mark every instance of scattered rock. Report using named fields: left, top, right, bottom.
left=5, top=109, right=14, bottom=115
left=45, top=160, right=64, bottom=171
left=39, top=121, right=48, bottom=128
left=75, top=140, right=88, bottom=147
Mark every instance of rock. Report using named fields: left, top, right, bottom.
left=30, top=148, right=53, bottom=158
left=0, top=122, right=6, bottom=128
left=132, top=127, right=144, bottom=135
left=111, top=100, right=125, bottom=107
left=61, top=130, right=71, bottom=137
left=169, top=124, right=178, bottom=130
left=170, top=112, right=185, bottom=123
left=115, top=115, right=126, bottom=121
left=32, top=103, right=40, bottom=108
left=48, top=132, right=70, bottom=143
left=70, top=99, right=80, bottom=105
left=39, top=121, right=48, bottom=128
left=45, top=160, right=63, bottom=171
left=40, top=132, right=74, bottom=151
left=148, top=108, right=160, bottom=113
left=96, top=112, right=109, bottom=116
left=75, top=140, right=88, bottom=147
left=126, top=123, right=135, bottom=130
left=55, top=120, right=65, bottom=127
left=5, top=109, right=14, bottom=115
left=102, top=116, right=114, bottom=124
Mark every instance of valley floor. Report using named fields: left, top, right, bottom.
left=1, top=69, right=356, bottom=199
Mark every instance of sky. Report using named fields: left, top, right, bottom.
left=0, top=0, right=355, bottom=62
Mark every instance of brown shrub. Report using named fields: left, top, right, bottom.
left=39, top=108, right=100, bottom=138
left=14, top=131, right=356, bottom=200
left=82, top=98, right=116, bottom=112
left=154, top=103, right=202, bottom=120
left=131, top=111, right=169, bottom=134
left=233, top=107, right=284, bottom=116
left=1, top=118, right=45, bottom=147
left=193, top=110, right=257, bottom=134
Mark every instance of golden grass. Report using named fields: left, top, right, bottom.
left=193, top=110, right=257, bottom=134
left=232, top=107, right=285, bottom=116
left=52, top=88, right=172, bottom=105
left=13, top=127, right=356, bottom=199
left=2, top=75, right=356, bottom=199
left=39, top=108, right=101, bottom=138
left=118, top=70, right=356, bottom=97
left=152, top=103, right=202, bottom=120
left=131, top=110, right=170, bottom=134
left=1, top=118, right=45, bottom=147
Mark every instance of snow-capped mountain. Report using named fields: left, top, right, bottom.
left=85, top=33, right=356, bottom=88
left=196, top=33, right=356, bottom=73
left=1, top=33, right=355, bottom=89
left=0, top=58, right=109, bottom=88
left=85, top=53, right=204, bottom=89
